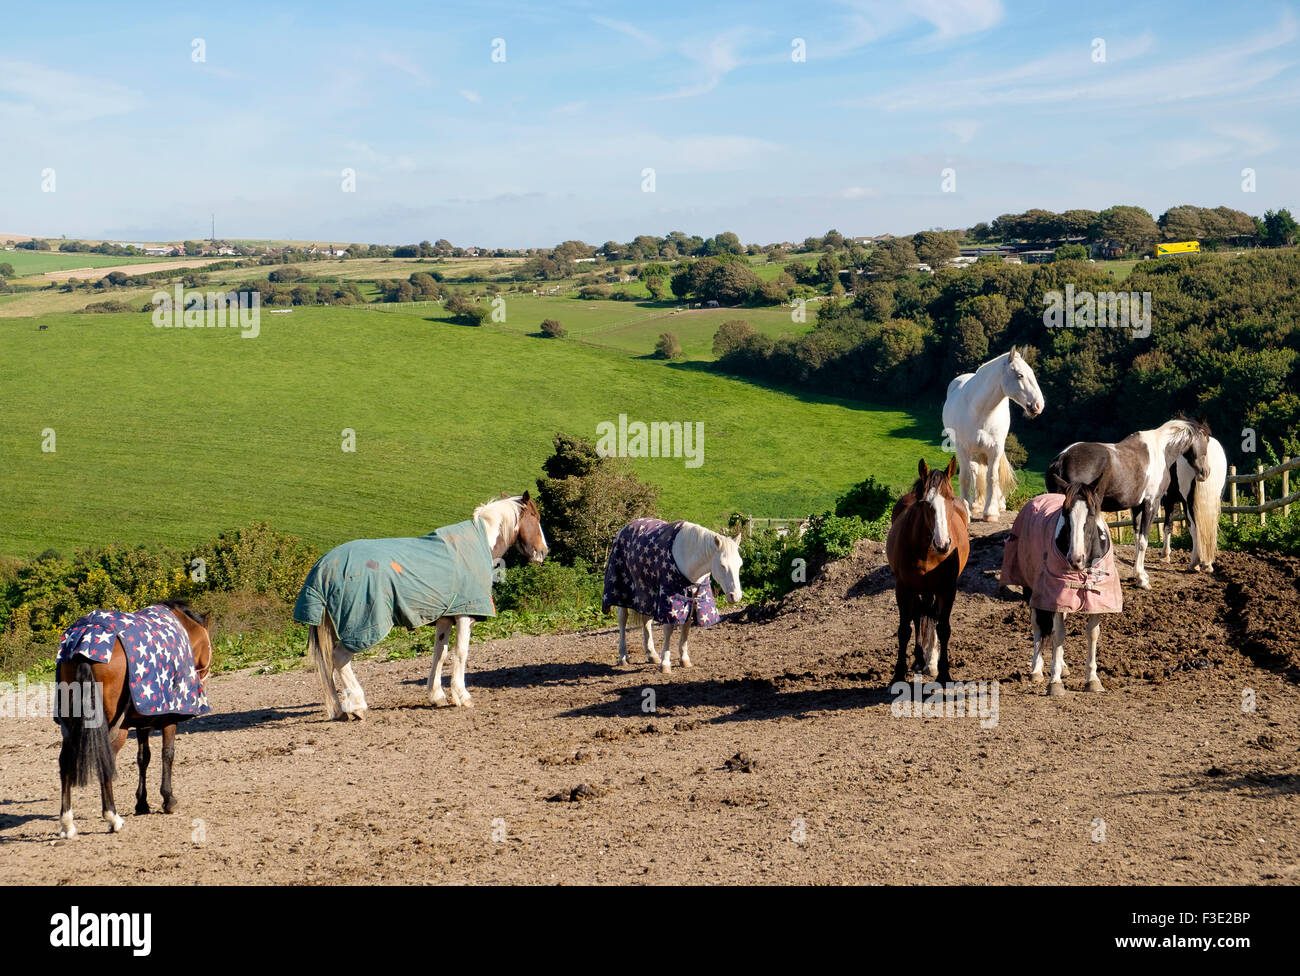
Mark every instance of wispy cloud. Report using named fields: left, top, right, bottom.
left=458, top=89, right=482, bottom=104
left=0, top=59, right=142, bottom=122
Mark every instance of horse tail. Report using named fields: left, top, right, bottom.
left=58, top=658, right=114, bottom=788
left=998, top=454, right=1017, bottom=505
left=969, top=459, right=986, bottom=508
left=1191, top=441, right=1226, bottom=568
left=308, top=616, right=342, bottom=720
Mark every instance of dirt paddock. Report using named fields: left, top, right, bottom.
left=2, top=525, right=1298, bottom=885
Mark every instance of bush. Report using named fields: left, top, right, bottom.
left=540, top=318, right=565, bottom=338
left=1219, top=508, right=1300, bottom=556
left=494, top=559, right=603, bottom=614
left=191, top=521, right=320, bottom=604
left=78, top=299, right=137, bottom=314
left=834, top=475, right=894, bottom=522
left=655, top=332, right=682, bottom=360
left=1003, top=432, right=1028, bottom=469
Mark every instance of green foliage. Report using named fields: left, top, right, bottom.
left=834, top=475, right=894, bottom=521
left=192, top=521, right=320, bottom=604
left=540, top=318, right=565, bottom=338
left=494, top=559, right=604, bottom=615
left=1219, top=509, right=1300, bottom=556
left=654, top=332, right=683, bottom=359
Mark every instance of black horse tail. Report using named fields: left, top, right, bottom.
left=58, top=658, right=114, bottom=788
left=918, top=593, right=938, bottom=658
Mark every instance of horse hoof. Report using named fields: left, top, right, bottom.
left=106, top=813, right=125, bottom=832
left=681, top=658, right=693, bottom=669
left=135, top=802, right=150, bottom=816
left=1135, top=576, right=1151, bottom=590
left=1086, top=679, right=1106, bottom=693
left=347, top=709, right=367, bottom=722
left=660, top=664, right=672, bottom=675
left=647, top=655, right=661, bottom=666
left=1030, top=671, right=1046, bottom=684
left=1048, top=681, right=1066, bottom=697
left=59, top=826, right=76, bottom=839
left=163, top=798, right=179, bottom=814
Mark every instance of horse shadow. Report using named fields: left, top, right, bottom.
left=400, top=660, right=623, bottom=691
left=558, top=678, right=896, bottom=724
left=182, top=704, right=317, bottom=734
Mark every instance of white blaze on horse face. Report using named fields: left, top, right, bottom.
left=1067, top=498, right=1089, bottom=569
left=926, top=486, right=950, bottom=552
left=1008, top=357, right=1045, bottom=418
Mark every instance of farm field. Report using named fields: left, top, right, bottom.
left=0, top=304, right=977, bottom=557
left=4, top=531, right=1295, bottom=885
left=0, top=250, right=171, bottom=278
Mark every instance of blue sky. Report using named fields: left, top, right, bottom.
left=2, top=0, right=1297, bottom=246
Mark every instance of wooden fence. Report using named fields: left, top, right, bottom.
left=1104, top=455, right=1296, bottom=537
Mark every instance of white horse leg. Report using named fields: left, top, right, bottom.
left=332, top=646, right=367, bottom=720
left=1083, top=615, right=1105, bottom=692
left=984, top=449, right=1002, bottom=521
left=1047, top=613, right=1067, bottom=697
left=1029, top=611, right=1045, bottom=683
left=678, top=617, right=694, bottom=669
left=642, top=615, right=660, bottom=665
left=449, top=615, right=473, bottom=708
left=616, top=607, right=629, bottom=665
left=660, top=622, right=675, bottom=674
left=426, top=618, right=452, bottom=706
left=955, top=443, right=974, bottom=511
left=1133, top=507, right=1152, bottom=589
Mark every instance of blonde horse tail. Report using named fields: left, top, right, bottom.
left=969, top=460, right=987, bottom=508
left=1191, top=442, right=1225, bottom=570
left=308, top=615, right=342, bottom=720
left=998, top=454, right=1018, bottom=506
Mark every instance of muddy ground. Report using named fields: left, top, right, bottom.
left=3, top=520, right=1298, bottom=885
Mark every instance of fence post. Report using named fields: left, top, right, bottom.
left=1229, top=466, right=1238, bottom=525
left=1258, top=462, right=1266, bottom=526
left=1284, top=459, right=1291, bottom=517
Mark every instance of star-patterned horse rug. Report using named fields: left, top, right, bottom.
left=603, top=518, right=720, bottom=627
left=56, top=604, right=211, bottom=719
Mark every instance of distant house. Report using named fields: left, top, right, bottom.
left=1019, top=249, right=1056, bottom=264
left=143, top=246, right=175, bottom=257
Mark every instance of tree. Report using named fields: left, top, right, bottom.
left=655, top=332, right=682, bottom=359
left=1053, top=243, right=1089, bottom=261
left=1094, top=206, right=1159, bottom=252
left=645, top=276, right=668, bottom=300
left=712, top=319, right=757, bottom=357
left=1262, top=208, right=1298, bottom=247
left=912, top=230, right=959, bottom=268
left=540, top=318, right=565, bottom=338
left=865, top=237, right=918, bottom=278
left=534, top=433, right=659, bottom=566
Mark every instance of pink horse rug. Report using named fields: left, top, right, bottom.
left=603, top=518, right=720, bottom=627
left=56, top=606, right=211, bottom=718
left=1000, top=494, right=1123, bottom=615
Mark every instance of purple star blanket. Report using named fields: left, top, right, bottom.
left=603, top=518, right=720, bottom=627
left=1000, top=494, right=1123, bottom=615
left=56, top=606, right=211, bottom=718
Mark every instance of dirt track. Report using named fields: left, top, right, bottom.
left=3, top=523, right=1298, bottom=885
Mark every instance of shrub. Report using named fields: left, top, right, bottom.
left=655, top=332, right=682, bottom=360
left=494, top=559, right=603, bottom=614
left=191, top=521, right=320, bottom=604
left=834, top=475, right=894, bottom=522
left=1003, top=432, right=1028, bottom=469
left=540, top=318, right=565, bottom=338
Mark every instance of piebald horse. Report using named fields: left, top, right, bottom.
left=886, top=458, right=970, bottom=684
left=1160, top=435, right=1227, bottom=572
left=610, top=521, right=743, bottom=674
left=1046, top=418, right=1212, bottom=589
left=56, top=601, right=213, bottom=838
left=306, top=495, right=547, bottom=717
left=941, top=348, right=1045, bottom=522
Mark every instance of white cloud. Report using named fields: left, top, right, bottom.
left=0, top=59, right=142, bottom=122
left=458, top=89, right=482, bottom=104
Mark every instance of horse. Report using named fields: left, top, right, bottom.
left=55, top=600, right=213, bottom=838
left=602, top=518, right=743, bottom=674
left=1045, top=418, right=1212, bottom=589
left=1159, top=435, right=1227, bottom=572
left=1000, top=482, right=1121, bottom=696
left=941, top=347, right=1045, bottom=522
left=885, top=458, right=970, bottom=685
left=296, top=494, right=547, bottom=717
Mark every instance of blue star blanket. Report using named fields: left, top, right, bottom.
left=56, top=606, right=211, bottom=718
left=293, top=519, right=497, bottom=654
left=603, top=518, right=720, bottom=627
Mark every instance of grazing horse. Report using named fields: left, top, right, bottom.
left=295, top=494, right=547, bottom=717
left=886, top=458, right=970, bottom=684
left=1046, top=418, right=1212, bottom=589
left=1000, top=483, right=1121, bottom=696
left=941, top=348, right=1045, bottom=522
left=1160, top=435, right=1227, bottom=572
left=55, top=600, right=213, bottom=838
left=603, top=518, right=743, bottom=674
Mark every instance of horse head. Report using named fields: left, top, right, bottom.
left=513, top=491, right=549, bottom=563
left=476, top=493, right=548, bottom=563
left=1180, top=416, right=1213, bottom=483
left=1003, top=347, right=1045, bottom=419
left=913, top=457, right=960, bottom=555
left=710, top=530, right=744, bottom=603
left=1057, top=480, right=1111, bottom=572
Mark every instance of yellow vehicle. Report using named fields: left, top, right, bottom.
left=1156, top=241, right=1200, bottom=256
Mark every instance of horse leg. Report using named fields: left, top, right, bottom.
left=332, top=646, right=368, bottom=720
left=1132, top=506, right=1152, bottom=589
left=58, top=726, right=77, bottom=839
left=1083, top=615, right=1105, bottom=692
left=616, top=607, right=629, bottom=665
left=642, top=614, right=660, bottom=665
left=427, top=617, right=452, bottom=706
left=134, top=727, right=151, bottom=815
left=983, top=449, right=1001, bottom=521
left=891, top=590, right=913, bottom=685
left=101, top=727, right=128, bottom=832
left=955, top=444, right=974, bottom=512
left=678, top=617, right=694, bottom=669
left=1046, top=612, right=1067, bottom=697
left=935, top=597, right=954, bottom=685
left=659, top=622, right=676, bottom=674
left=449, top=616, right=473, bottom=707
left=1028, top=603, right=1046, bottom=683
left=160, top=722, right=180, bottom=813
left=1159, top=499, right=1172, bottom=562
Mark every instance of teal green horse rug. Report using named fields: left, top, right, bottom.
left=293, top=520, right=496, bottom=653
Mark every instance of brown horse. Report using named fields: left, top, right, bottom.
left=886, top=458, right=971, bottom=685
left=56, top=600, right=213, bottom=838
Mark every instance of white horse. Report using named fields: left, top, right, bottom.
left=610, top=521, right=743, bottom=674
left=941, top=347, right=1045, bottom=522
left=1160, top=435, right=1227, bottom=571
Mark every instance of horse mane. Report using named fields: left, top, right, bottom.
left=473, top=495, right=522, bottom=530
left=158, top=598, right=209, bottom=629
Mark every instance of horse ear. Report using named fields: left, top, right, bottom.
left=520, top=490, right=531, bottom=504
left=918, top=458, right=929, bottom=479
left=945, top=456, right=957, bottom=479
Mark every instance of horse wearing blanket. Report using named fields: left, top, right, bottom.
left=1000, top=485, right=1121, bottom=696
left=603, top=518, right=742, bottom=674
left=294, top=494, right=547, bottom=717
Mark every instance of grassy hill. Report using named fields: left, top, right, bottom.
left=0, top=304, right=958, bottom=557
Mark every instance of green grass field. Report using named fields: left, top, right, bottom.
left=0, top=250, right=165, bottom=276
left=0, top=304, right=954, bottom=558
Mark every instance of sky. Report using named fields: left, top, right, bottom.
left=2, top=0, right=1298, bottom=247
